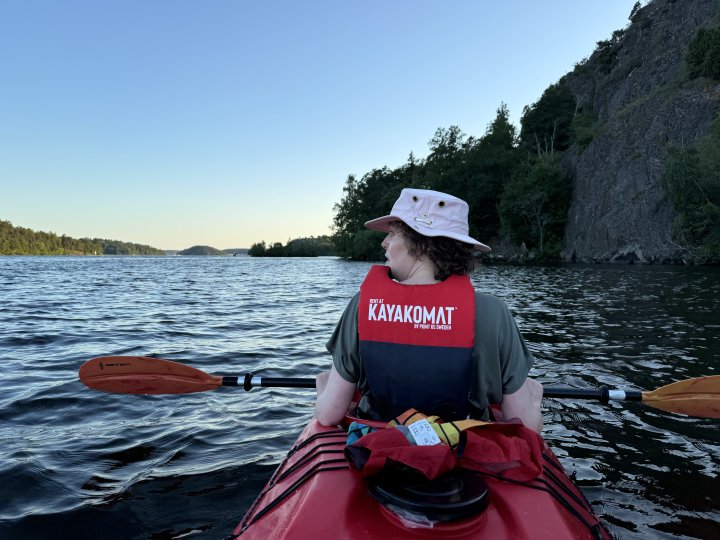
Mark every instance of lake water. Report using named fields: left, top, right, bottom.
left=0, top=256, right=718, bottom=539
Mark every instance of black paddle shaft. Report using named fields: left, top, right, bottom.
left=222, top=375, right=316, bottom=391
left=543, top=386, right=643, bottom=403
left=221, top=375, right=644, bottom=404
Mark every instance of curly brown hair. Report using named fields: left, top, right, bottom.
left=392, top=221, right=476, bottom=280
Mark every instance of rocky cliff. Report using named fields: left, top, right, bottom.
left=560, top=0, right=720, bottom=263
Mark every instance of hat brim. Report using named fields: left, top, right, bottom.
left=364, top=215, right=491, bottom=252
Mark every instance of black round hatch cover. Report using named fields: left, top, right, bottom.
left=367, top=466, right=489, bottom=523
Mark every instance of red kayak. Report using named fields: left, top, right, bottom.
left=230, top=417, right=610, bottom=539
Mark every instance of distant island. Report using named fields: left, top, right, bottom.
left=248, top=236, right=335, bottom=257
left=177, top=245, right=248, bottom=256
left=0, top=219, right=164, bottom=255
left=178, top=245, right=223, bottom=256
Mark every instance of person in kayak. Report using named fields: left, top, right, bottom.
left=315, top=188, right=543, bottom=433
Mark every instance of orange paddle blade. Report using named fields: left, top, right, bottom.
left=79, top=356, right=223, bottom=394
left=642, top=375, right=720, bottom=418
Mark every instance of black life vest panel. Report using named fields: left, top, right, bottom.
left=358, top=265, right=475, bottom=420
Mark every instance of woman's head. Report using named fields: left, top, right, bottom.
left=383, top=221, right=475, bottom=280
left=379, top=223, right=421, bottom=282
left=366, top=188, right=488, bottom=280
left=365, top=188, right=490, bottom=252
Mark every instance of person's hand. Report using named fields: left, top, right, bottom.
left=491, top=405, right=506, bottom=422
left=315, top=370, right=330, bottom=397
left=500, top=377, right=544, bottom=433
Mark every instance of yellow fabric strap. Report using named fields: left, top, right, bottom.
left=389, top=408, right=489, bottom=448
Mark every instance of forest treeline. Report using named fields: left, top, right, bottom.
left=0, top=220, right=164, bottom=255
left=331, top=99, right=573, bottom=262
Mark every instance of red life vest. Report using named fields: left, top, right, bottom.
left=358, top=265, right=475, bottom=420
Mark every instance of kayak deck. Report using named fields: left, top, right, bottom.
left=231, top=419, right=609, bottom=539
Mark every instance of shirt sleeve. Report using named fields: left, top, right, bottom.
left=325, top=293, right=362, bottom=384
left=497, top=299, right=534, bottom=395
left=471, top=293, right=534, bottom=411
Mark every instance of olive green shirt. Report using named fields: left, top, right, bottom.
left=326, top=292, right=534, bottom=420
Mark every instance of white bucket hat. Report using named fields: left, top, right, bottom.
left=364, top=188, right=491, bottom=252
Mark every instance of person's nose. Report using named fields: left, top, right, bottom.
left=381, top=234, right=390, bottom=249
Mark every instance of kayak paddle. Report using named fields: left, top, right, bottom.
left=79, top=356, right=720, bottom=419
left=542, top=378, right=720, bottom=419
left=78, top=355, right=314, bottom=394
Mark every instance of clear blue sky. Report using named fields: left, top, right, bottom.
left=1, top=0, right=640, bottom=250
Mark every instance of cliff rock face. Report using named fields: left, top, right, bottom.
left=561, top=0, right=720, bottom=263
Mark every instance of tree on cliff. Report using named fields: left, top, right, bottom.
left=463, top=103, right=520, bottom=243
left=498, top=154, right=570, bottom=258
left=687, top=27, right=720, bottom=80
left=519, top=83, right=576, bottom=154
left=662, top=115, right=720, bottom=263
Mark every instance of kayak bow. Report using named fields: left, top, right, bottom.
left=230, top=416, right=610, bottom=539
